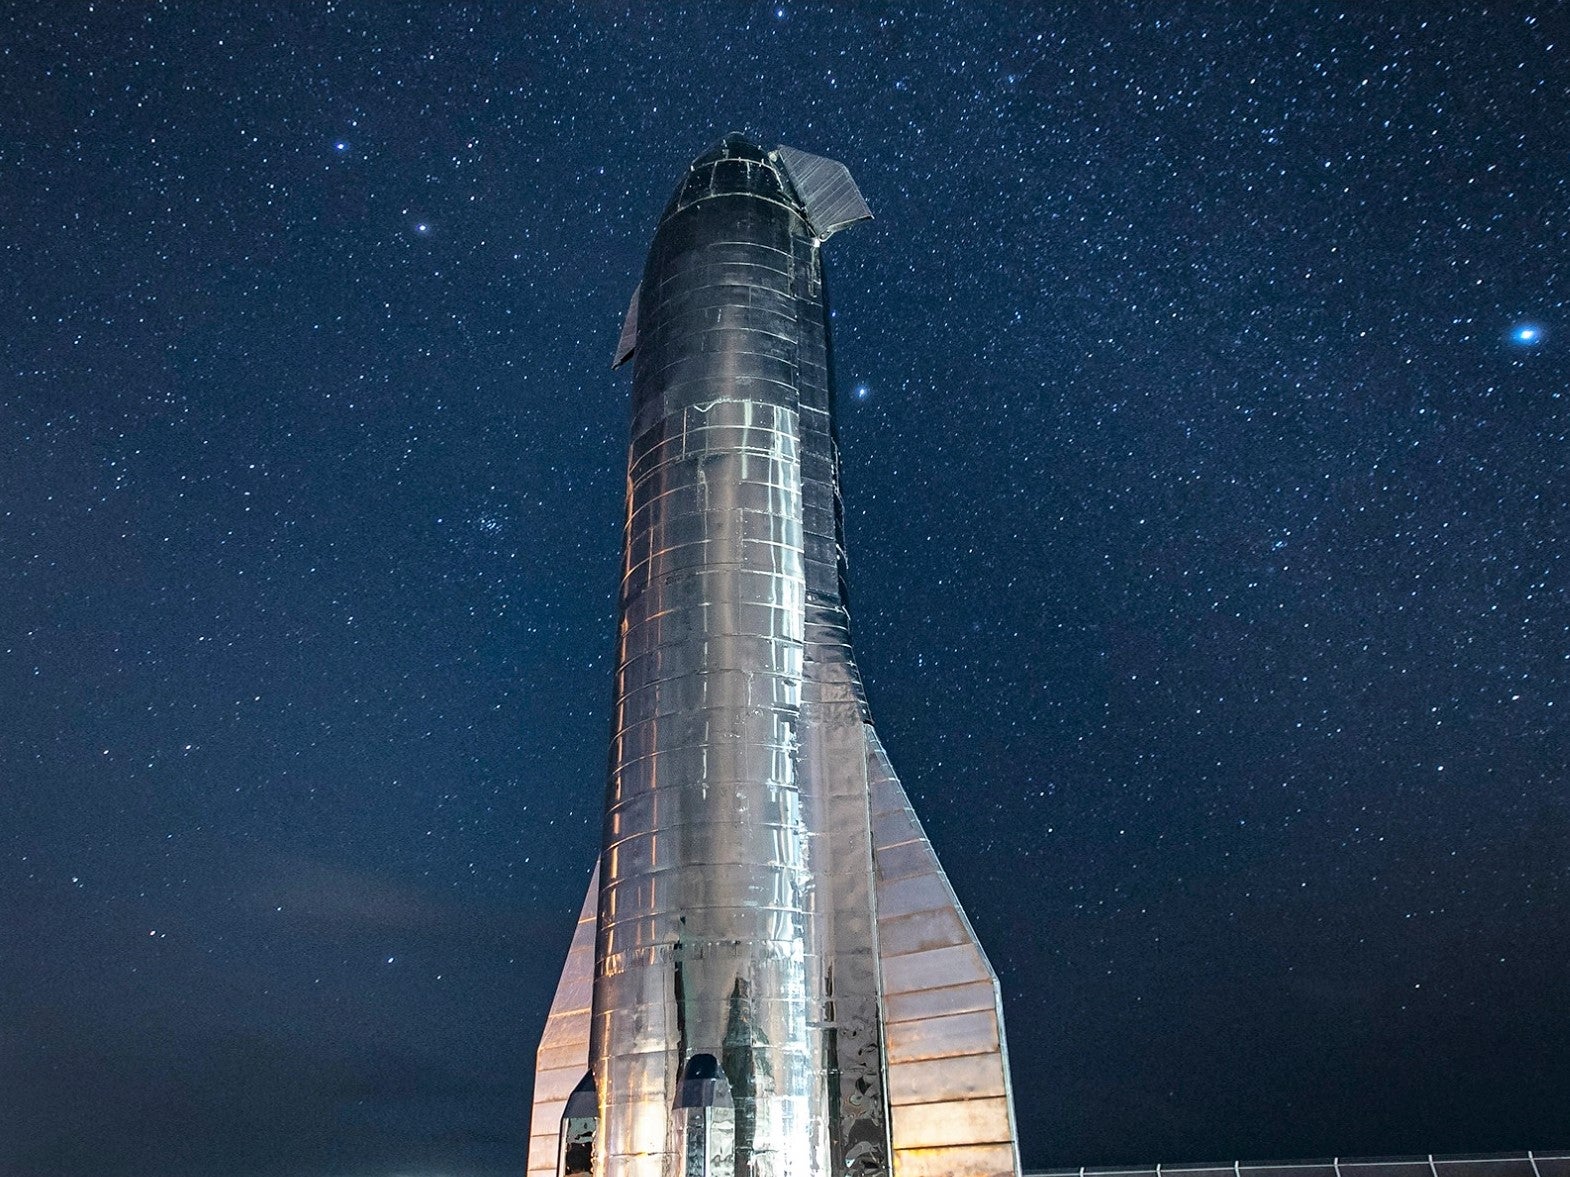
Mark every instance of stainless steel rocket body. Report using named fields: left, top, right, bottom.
left=527, top=136, right=1022, bottom=1177
left=593, top=137, right=831, bottom=1177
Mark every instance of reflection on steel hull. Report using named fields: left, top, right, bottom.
left=526, top=135, right=1021, bottom=1177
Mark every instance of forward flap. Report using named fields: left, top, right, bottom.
left=612, top=282, right=640, bottom=369
left=774, top=145, right=873, bottom=239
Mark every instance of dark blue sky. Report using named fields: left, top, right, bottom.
left=3, top=4, right=1567, bottom=1175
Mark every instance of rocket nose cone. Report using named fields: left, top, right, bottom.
left=660, top=133, right=793, bottom=224
left=690, top=131, right=768, bottom=167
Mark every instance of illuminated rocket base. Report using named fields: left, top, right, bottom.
left=526, top=135, right=1021, bottom=1177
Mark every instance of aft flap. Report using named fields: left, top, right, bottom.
left=865, top=726, right=1022, bottom=1175
left=773, top=145, right=873, bottom=239
left=524, top=864, right=600, bottom=1177
left=612, top=282, right=640, bottom=369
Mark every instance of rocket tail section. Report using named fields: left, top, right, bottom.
left=800, top=629, right=892, bottom=1174
left=526, top=866, right=600, bottom=1177
left=867, top=728, right=1022, bottom=1177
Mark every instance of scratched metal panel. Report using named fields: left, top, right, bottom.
left=879, top=907, right=974, bottom=956
left=889, top=1143, right=1018, bottom=1177
left=883, top=979, right=998, bottom=1024
left=878, top=872, right=965, bottom=920
left=885, top=1053, right=1009, bottom=1105
left=884, top=1009, right=1002, bottom=1063
left=531, top=1098, right=572, bottom=1142
left=891, top=1097, right=1013, bottom=1150
left=536, top=1041, right=593, bottom=1077
left=533, top=1066, right=590, bottom=1108
left=870, top=797, right=922, bottom=848
left=882, top=943, right=992, bottom=995
left=528, top=1133, right=559, bottom=1174
left=874, top=837, right=945, bottom=883
left=524, top=866, right=599, bottom=1177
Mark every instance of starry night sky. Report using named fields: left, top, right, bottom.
left=3, top=4, right=1568, bottom=1176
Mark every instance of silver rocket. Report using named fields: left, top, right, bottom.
left=527, top=135, right=1021, bottom=1177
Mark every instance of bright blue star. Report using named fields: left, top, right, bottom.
left=414, top=222, right=431, bottom=235
left=334, top=141, right=349, bottom=153
left=1511, top=324, right=1541, bottom=345
left=854, top=384, right=871, bottom=401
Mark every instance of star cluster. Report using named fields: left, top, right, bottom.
left=2, top=4, right=1566, bottom=1176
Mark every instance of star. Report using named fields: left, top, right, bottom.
left=1511, top=323, right=1542, bottom=345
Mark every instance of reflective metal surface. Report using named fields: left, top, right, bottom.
left=527, top=134, right=1019, bottom=1177
left=528, top=869, right=600, bottom=1177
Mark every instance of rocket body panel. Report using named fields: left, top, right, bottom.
left=528, top=867, right=600, bottom=1177
left=525, top=136, right=1019, bottom=1177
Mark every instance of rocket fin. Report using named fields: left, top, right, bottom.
left=773, top=145, right=874, bottom=239
left=525, top=864, right=599, bottom=1177
left=611, top=282, right=640, bottom=369
left=866, top=727, right=1022, bottom=1177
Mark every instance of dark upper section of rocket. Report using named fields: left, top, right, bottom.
left=611, top=135, right=872, bottom=370
left=661, top=133, right=874, bottom=238
left=688, top=130, right=771, bottom=169
left=659, top=133, right=799, bottom=226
